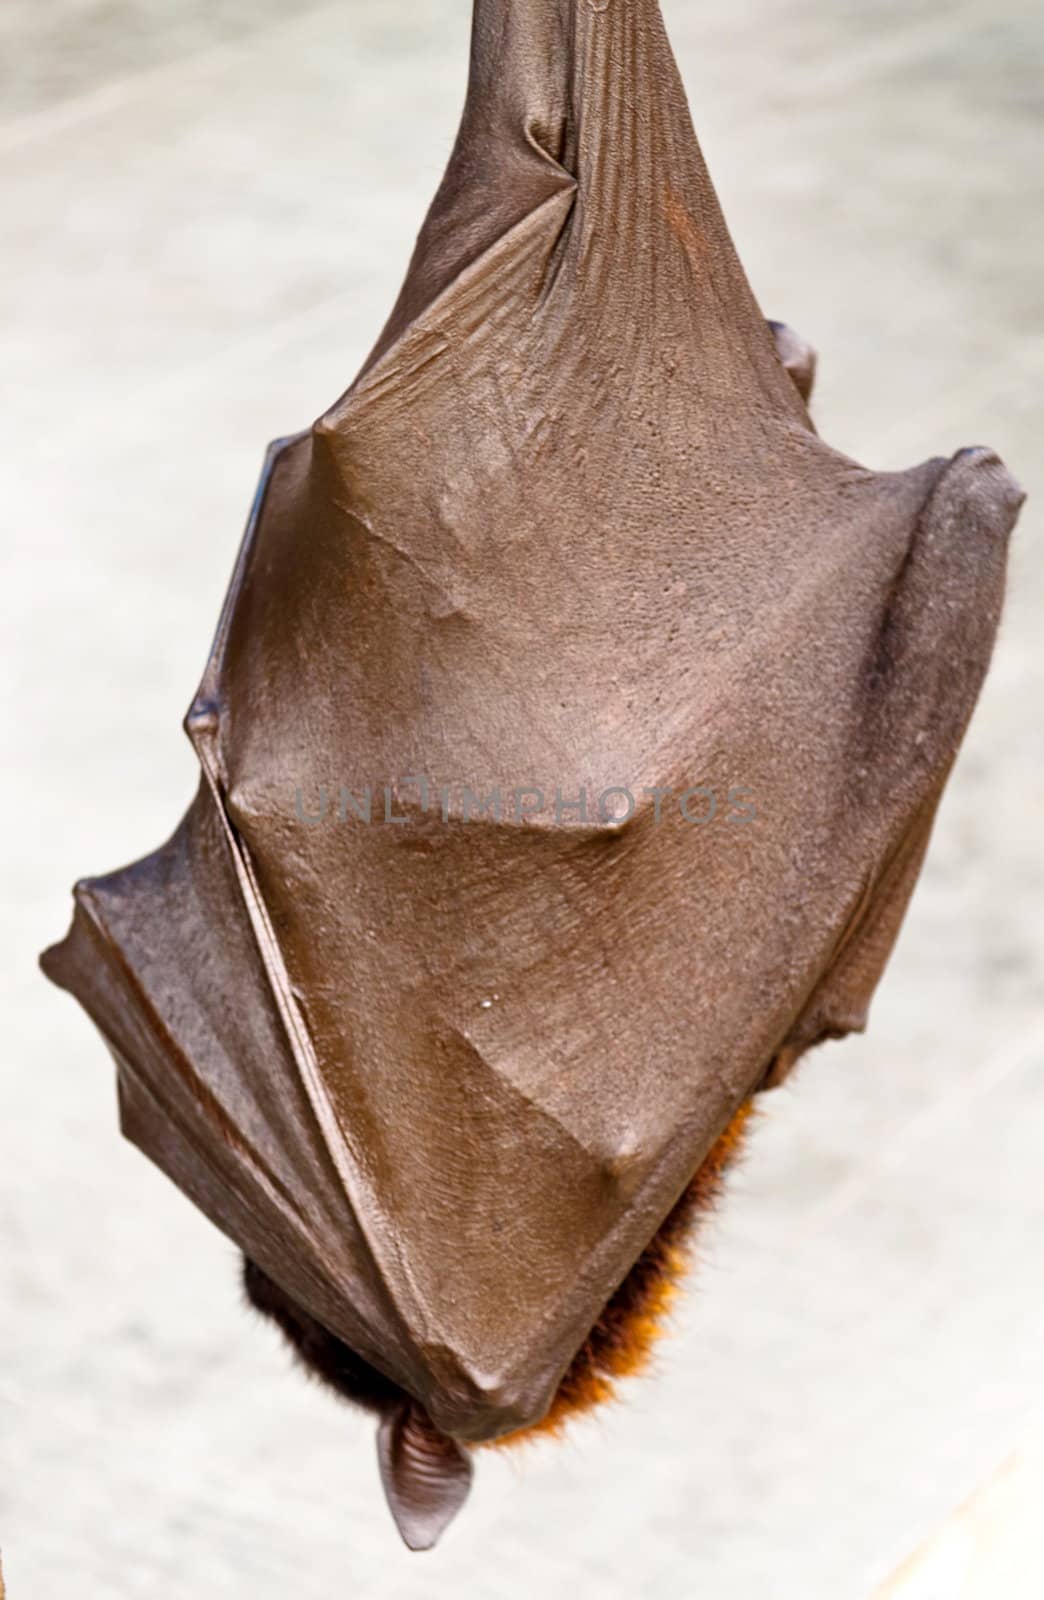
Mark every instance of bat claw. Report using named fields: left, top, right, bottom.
left=768, top=319, right=817, bottom=404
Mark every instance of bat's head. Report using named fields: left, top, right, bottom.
left=244, top=1101, right=754, bottom=1549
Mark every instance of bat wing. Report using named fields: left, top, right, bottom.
left=41, top=780, right=418, bottom=1381
left=44, top=0, right=1023, bottom=1472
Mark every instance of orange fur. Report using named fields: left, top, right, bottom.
left=490, top=1099, right=755, bottom=1448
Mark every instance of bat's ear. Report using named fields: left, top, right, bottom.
left=377, top=1400, right=474, bottom=1552
left=768, top=320, right=817, bottom=404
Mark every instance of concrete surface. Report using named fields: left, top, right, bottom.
left=873, top=1423, right=1044, bottom=1598
left=1, top=2, right=1042, bottom=1596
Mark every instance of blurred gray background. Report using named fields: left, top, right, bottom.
left=2, top=1, right=1042, bottom=1595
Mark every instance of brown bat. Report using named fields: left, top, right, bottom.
left=42, top=0, right=1022, bottom=1553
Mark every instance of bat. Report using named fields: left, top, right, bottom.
left=41, top=0, right=1023, bottom=1552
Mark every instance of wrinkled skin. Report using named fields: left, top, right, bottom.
left=42, top=0, right=1022, bottom=1551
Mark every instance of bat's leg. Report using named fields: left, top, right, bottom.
left=767, top=319, right=817, bottom=404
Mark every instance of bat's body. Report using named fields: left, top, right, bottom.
left=43, top=0, right=1022, bottom=1551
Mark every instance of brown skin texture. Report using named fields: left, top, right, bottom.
left=42, top=0, right=1022, bottom=1551
left=243, top=1099, right=754, bottom=1441
left=245, top=1098, right=753, bottom=1547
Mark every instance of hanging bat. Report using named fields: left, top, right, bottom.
left=42, top=0, right=1023, bottom=1553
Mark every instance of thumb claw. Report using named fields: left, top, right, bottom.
left=768, top=319, right=818, bottom=404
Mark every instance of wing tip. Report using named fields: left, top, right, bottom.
left=947, top=445, right=1027, bottom=527
left=39, top=882, right=100, bottom=994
